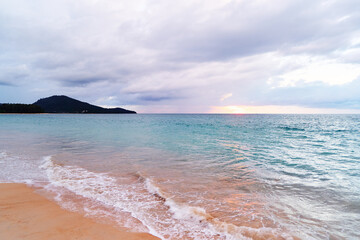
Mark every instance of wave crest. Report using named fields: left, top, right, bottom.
left=40, top=156, right=293, bottom=240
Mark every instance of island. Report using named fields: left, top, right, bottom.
left=0, top=95, right=136, bottom=114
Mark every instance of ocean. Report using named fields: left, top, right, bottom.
left=0, top=114, right=359, bottom=239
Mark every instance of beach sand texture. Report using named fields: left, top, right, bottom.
left=0, top=183, right=160, bottom=240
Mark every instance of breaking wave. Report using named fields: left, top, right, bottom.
left=40, top=156, right=293, bottom=240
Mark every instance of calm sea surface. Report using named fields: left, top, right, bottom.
left=0, top=114, right=359, bottom=239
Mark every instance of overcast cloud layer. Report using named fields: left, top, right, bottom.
left=1, top=0, right=360, bottom=113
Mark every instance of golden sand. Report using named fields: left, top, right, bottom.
left=0, top=183, right=160, bottom=240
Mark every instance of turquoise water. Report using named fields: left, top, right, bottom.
left=0, top=114, right=359, bottom=239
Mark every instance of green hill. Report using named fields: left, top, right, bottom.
left=33, top=95, right=136, bottom=114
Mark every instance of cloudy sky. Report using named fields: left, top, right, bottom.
left=1, top=0, right=360, bottom=113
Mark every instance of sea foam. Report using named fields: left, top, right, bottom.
left=40, top=156, right=292, bottom=240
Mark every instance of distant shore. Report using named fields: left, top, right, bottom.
left=0, top=183, right=159, bottom=240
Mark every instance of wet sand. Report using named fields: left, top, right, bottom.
left=0, top=183, right=160, bottom=240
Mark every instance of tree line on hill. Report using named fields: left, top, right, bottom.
left=0, top=104, right=44, bottom=113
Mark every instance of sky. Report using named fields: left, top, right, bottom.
left=1, top=0, right=360, bottom=113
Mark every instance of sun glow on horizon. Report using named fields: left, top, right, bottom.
left=209, top=105, right=360, bottom=114
left=211, top=106, right=246, bottom=114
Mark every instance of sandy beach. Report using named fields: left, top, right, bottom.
left=0, top=183, right=160, bottom=240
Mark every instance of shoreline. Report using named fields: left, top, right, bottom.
left=0, top=183, right=160, bottom=240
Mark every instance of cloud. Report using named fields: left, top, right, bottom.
left=138, top=95, right=179, bottom=102
left=59, top=77, right=106, bottom=87
left=0, top=0, right=360, bottom=112
left=265, top=77, right=360, bottom=109
left=0, top=81, right=15, bottom=86
left=268, top=56, right=360, bottom=87
left=220, top=93, right=233, bottom=102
